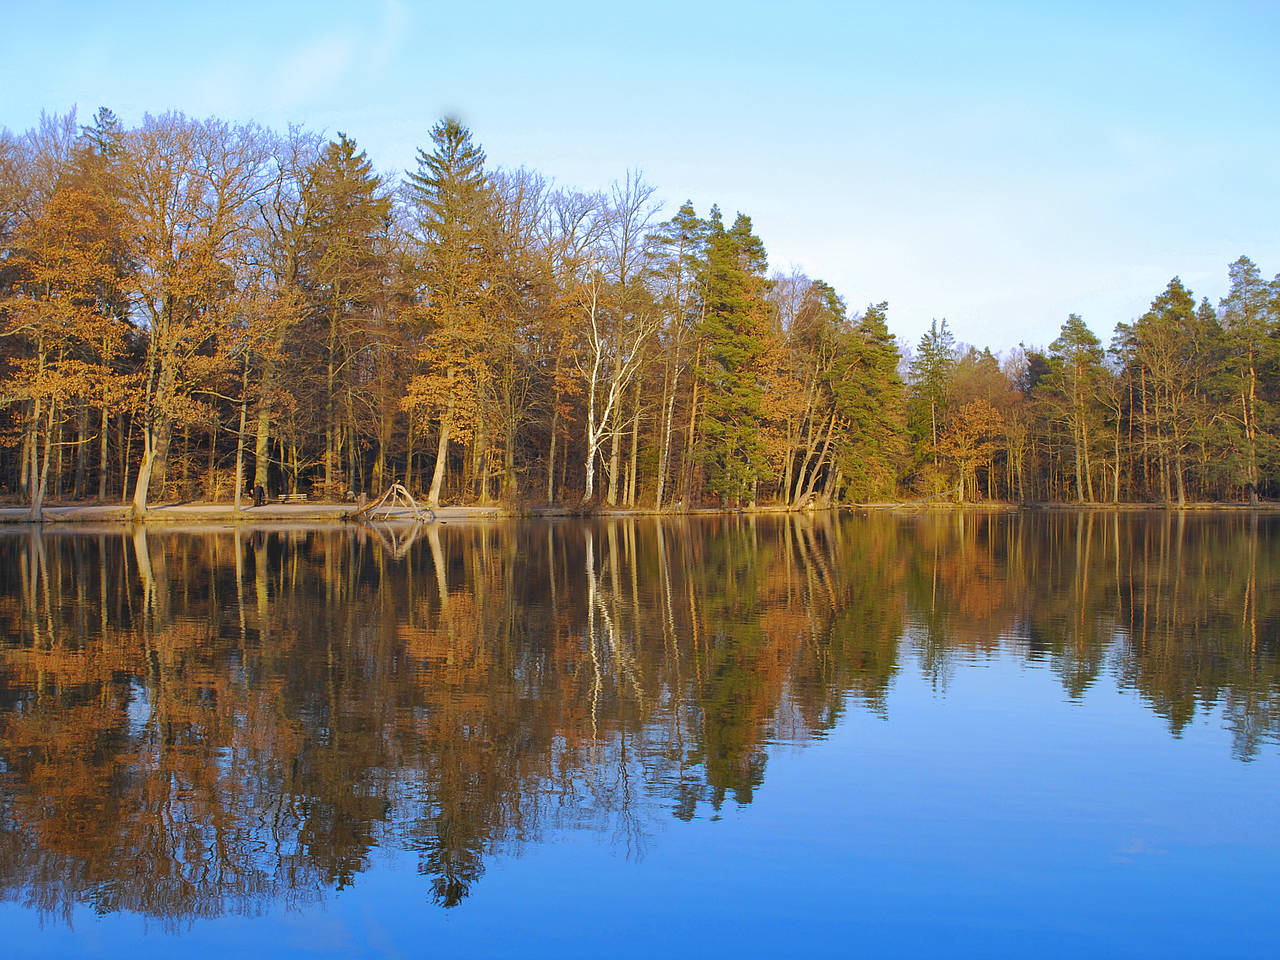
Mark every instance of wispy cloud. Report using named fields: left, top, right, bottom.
left=265, top=1, right=409, bottom=112
left=271, top=34, right=357, bottom=109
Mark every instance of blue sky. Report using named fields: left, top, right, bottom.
left=3, top=0, right=1277, bottom=352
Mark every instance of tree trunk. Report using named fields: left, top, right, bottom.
left=150, top=417, right=172, bottom=503
left=19, top=403, right=33, bottom=498
left=474, top=426, right=490, bottom=505
left=547, top=407, right=559, bottom=503
left=254, top=360, right=274, bottom=487
left=98, top=406, right=109, bottom=501
left=1113, top=417, right=1122, bottom=505
left=74, top=399, right=88, bottom=500
left=27, top=394, right=52, bottom=520
left=234, top=356, right=249, bottom=513
left=1081, top=413, right=1096, bottom=501
left=505, top=419, right=517, bottom=501
left=132, top=427, right=157, bottom=520
left=654, top=351, right=678, bottom=509
left=207, top=417, right=218, bottom=500
left=52, top=416, right=63, bottom=500
left=583, top=425, right=598, bottom=505
left=800, top=409, right=838, bottom=506
left=1073, top=416, right=1085, bottom=503
left=679, top=347, right=701, bottom=504
left=1173, top=444, right=1187, bottom=506
left=626, top=376, right=641, bottom=507
left=930, top=398, right=938, bottom=467
left=120, top=414, right=134, bottom=505
left=325, top=324, right=337, bottom=495
left=559, top=430, right=570, bottom=503
left=31, top=403, right=55, bottom=521
left=606, top=420, right=621, bottom=507
left=426, top=403, right=453, bottom=509
left=793, top=396, right=828, bottom=508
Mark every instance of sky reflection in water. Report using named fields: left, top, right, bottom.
left=0, top=513, right=1276, bottom=957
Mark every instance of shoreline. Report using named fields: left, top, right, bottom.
left=1, top=498, right=1278, bottom=526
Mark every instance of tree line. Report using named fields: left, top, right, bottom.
left=1, top=107, right=1277, bottom=513
left=906, top=261, right=1280, bottom=505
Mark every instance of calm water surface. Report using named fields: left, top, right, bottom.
left=0, top=513, right=1277, bottom=957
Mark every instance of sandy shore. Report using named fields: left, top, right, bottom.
left=0, top=501, right=511, bottom=525
left=1, top=499, right=1274, bottom=526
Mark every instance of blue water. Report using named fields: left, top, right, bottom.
left=0, top=514, right=1276, bottom=957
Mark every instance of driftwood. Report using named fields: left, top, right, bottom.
left=363, top=519, right=425, bottom=560
left=350, top=483, right=437, bottom=524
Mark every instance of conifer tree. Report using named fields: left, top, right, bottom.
left=1220, top=256, right=1276, bottom=502
left=835, top=302, right=906, bottom=501
left=1043, top=314, right=1105, bottom=501
left=648, top=200, right=707, bottom=508
left=403, top=117, right=491, bottom=507
left=907, top=319, right=956, bottom=473
left=250, top=127, right=319, bottom=492
left=298, top=133, right=391, bottom=496
left=698, top=210, right=770, bottom=504
left=1122, top=278, right=1203, bottom=504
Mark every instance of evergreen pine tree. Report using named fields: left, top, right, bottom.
left=698, top=210, right=770, bottom=504
left=1044, top=313, right=1105, bottom=501
left=299, top=133, right=391, bottom=494
left=835, top=302, right=906, bottom=500
left=907, top=318, right=956, bottom=472
left=403, top=117, right=492, bottom=506
left=1220, top=256, right=1276, bottom=500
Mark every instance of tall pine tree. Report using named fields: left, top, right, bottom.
left=298, top=133, right=391, bottom=495
left=907, top=318, right=956, bottom=473
left=698, top=210, right=770, bottom=504
left=403, top=117, right=492, bottom=506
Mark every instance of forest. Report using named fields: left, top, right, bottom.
left=1, top=107, right=1278, bottom=515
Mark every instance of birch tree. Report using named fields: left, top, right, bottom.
left=575, top=174, right=659, bottom=506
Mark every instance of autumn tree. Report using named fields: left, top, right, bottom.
left=122, top=113, right=271, bottom=517
left=540, top=187, right=603, bottom=503
left=402, top=117, right=491, bottom=507
left=484, top=168, right=553, bottom=501
left=947, top=347, right=1014, bottom=500
left=938, top=398, right=1004, bottom=502
left=247, top=126, right=320, bottom=492
left=2, top=148, right=129, bottom=516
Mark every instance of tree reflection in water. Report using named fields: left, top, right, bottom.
left=0, top=512, right=1278, bottom=924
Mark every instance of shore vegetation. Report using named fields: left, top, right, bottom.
left=2, top=108, right=1278, bottom=515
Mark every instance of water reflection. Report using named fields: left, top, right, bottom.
left=0, top=512, right=1277, bottom=925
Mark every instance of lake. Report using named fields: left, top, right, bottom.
left=0, top=512, right=1277, bottom=958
